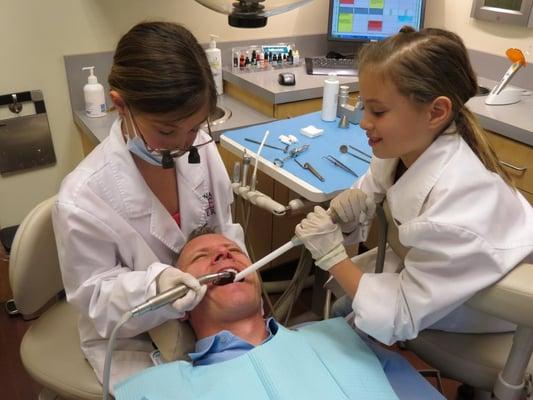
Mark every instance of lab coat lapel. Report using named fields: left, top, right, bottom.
left=106, top=119, right=152, bottom=217
left=107, top=119, right=186, bottom=253
left=388, top=133, right=460, bottom=224
left=149, top=196, right=187, bottom=253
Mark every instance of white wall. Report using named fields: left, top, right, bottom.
left=0, top=0, right=531, bottom=227
left=426, top=1, right=533, bottom=63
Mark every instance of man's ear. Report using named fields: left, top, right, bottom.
left=110, top=90, right=127, bottom=117
left=428, top=96, right=452, bottom=131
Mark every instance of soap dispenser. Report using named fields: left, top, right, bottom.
left=82, top=66, right=106, bottom=117
left=205, top=34, right=223, bottom=95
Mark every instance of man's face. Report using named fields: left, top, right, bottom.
left=177, top=234, right=262, bottom=324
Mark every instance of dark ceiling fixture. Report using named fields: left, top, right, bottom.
left=195, top=0, right=313, bottom=28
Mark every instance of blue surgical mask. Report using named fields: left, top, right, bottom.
left=126, top=135, right=165, bottom=166
left=123, top=114, right=164, bottom=167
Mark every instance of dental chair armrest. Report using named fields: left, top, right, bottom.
left=466, top=263, right=533, bottom=328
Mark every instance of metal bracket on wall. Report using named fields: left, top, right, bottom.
left=0, top=90, right=56, bottom=175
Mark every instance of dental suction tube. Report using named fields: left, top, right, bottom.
left=233, top=208, right=342, bottom=282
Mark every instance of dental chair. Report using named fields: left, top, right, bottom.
left=9, top=196, right=103, bottom=400
left=376, top=200, right=533, bottom=400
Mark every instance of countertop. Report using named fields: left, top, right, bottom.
left=223, top=64, right=359, bottom=104
left=468, top=77, right=533, bottom=146
left=74, top=94, right=275, bottom=145
left=75, top=71, right=532, bottom=148
left=224, top=67, right=533, bottom=147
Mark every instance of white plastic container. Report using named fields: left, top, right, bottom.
left=321, top=73, right=340, bottom=121
left=82, top=66, right=106, bottom=118
left=205, top=34, right=223, bottom=95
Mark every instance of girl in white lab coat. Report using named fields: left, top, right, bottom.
left=52, top=22, right=244, bottom=385
left=296, top=27, right=533, bottom=345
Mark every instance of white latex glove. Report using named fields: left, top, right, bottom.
left=330, top=188, right=376, bottom=233
left=156, top=267, right=207, bottom=313
left=295, top=206, right=348, bottom=271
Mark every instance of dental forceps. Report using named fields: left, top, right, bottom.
left=294, top=158, right=325, bottom=182
left=322, top=155, right=358, bottom=177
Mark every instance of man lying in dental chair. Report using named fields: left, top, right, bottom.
left=114, top=230, right=444, bottom=400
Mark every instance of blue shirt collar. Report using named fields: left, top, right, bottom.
left=189, top=318, right=278, bottom=364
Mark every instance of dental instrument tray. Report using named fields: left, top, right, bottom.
left=220, top=111, right=371, bottom=202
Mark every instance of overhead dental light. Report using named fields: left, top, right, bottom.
left=194, top=0, right=313, bottom=28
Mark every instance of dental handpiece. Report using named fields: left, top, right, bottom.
left=130, top=271, right=235, bottom=317
left=233, top=209, right=342, bottom=282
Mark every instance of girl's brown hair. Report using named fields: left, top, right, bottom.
left=109, top=21, right=217, bottom=119
left=358, top=26, right=514, bottom=188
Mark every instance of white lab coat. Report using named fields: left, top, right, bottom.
left=52, top=118, right=244, bottom=385
left=345, top=132, right=533, bottom=345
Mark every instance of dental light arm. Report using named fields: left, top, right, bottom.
left=102, top=271, right=235, bottom=400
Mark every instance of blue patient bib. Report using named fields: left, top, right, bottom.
left=115, top=318, right=398, bottom=400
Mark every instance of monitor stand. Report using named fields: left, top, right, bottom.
left=325, top=40, right=364, bottom=59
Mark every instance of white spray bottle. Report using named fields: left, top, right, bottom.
left=82, top=66, right=106, bottom=117
left=205, top=34, right=223, bottom=95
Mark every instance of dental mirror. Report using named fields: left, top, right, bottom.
left=339, top=144, right=370, bottom=164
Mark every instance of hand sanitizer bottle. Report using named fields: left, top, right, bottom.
left=82, top=66, right=106, bottom=117
left=205, top=34, right=223, bottom=95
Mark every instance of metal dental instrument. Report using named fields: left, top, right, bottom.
left=348, top=144, right=372, bottom=159
left=339, top=145, right=370, bottom=164
left=322, top=155, right=358, bottom=177
left=130, top=270, right=236, bottom=317
left=294, top=158, right=325, bottom=182
left=273, top=144, right=310, bottom=167
left=245, top=138, right=288, bottom=153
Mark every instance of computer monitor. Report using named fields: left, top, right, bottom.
left=328, top=0, right=426, bottom=44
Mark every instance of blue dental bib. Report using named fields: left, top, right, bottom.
left=115, top=318, right=398, bottom=400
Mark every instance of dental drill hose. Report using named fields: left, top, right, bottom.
left=102, top=271, right=235, bottom=400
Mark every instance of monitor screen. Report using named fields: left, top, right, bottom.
left=328, top=0, right=426, bottom=42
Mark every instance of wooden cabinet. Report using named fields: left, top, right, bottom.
left=485, top=130, right=533, bottom=203
left=221, top=82, right=330, bottom=266
left=225, top=81, right=323, bottom=119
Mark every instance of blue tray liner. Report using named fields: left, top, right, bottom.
left=221, top=111, right=372, bottom=196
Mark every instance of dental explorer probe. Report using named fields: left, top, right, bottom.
left=103, top=270, right=236, bottom=400
left=234, top=209, right=342, bottom=282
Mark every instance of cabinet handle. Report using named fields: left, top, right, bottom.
left=499, top=160, right=527, bottom=172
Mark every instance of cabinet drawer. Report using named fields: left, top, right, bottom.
left=485, top=131, right=533, bottom=193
